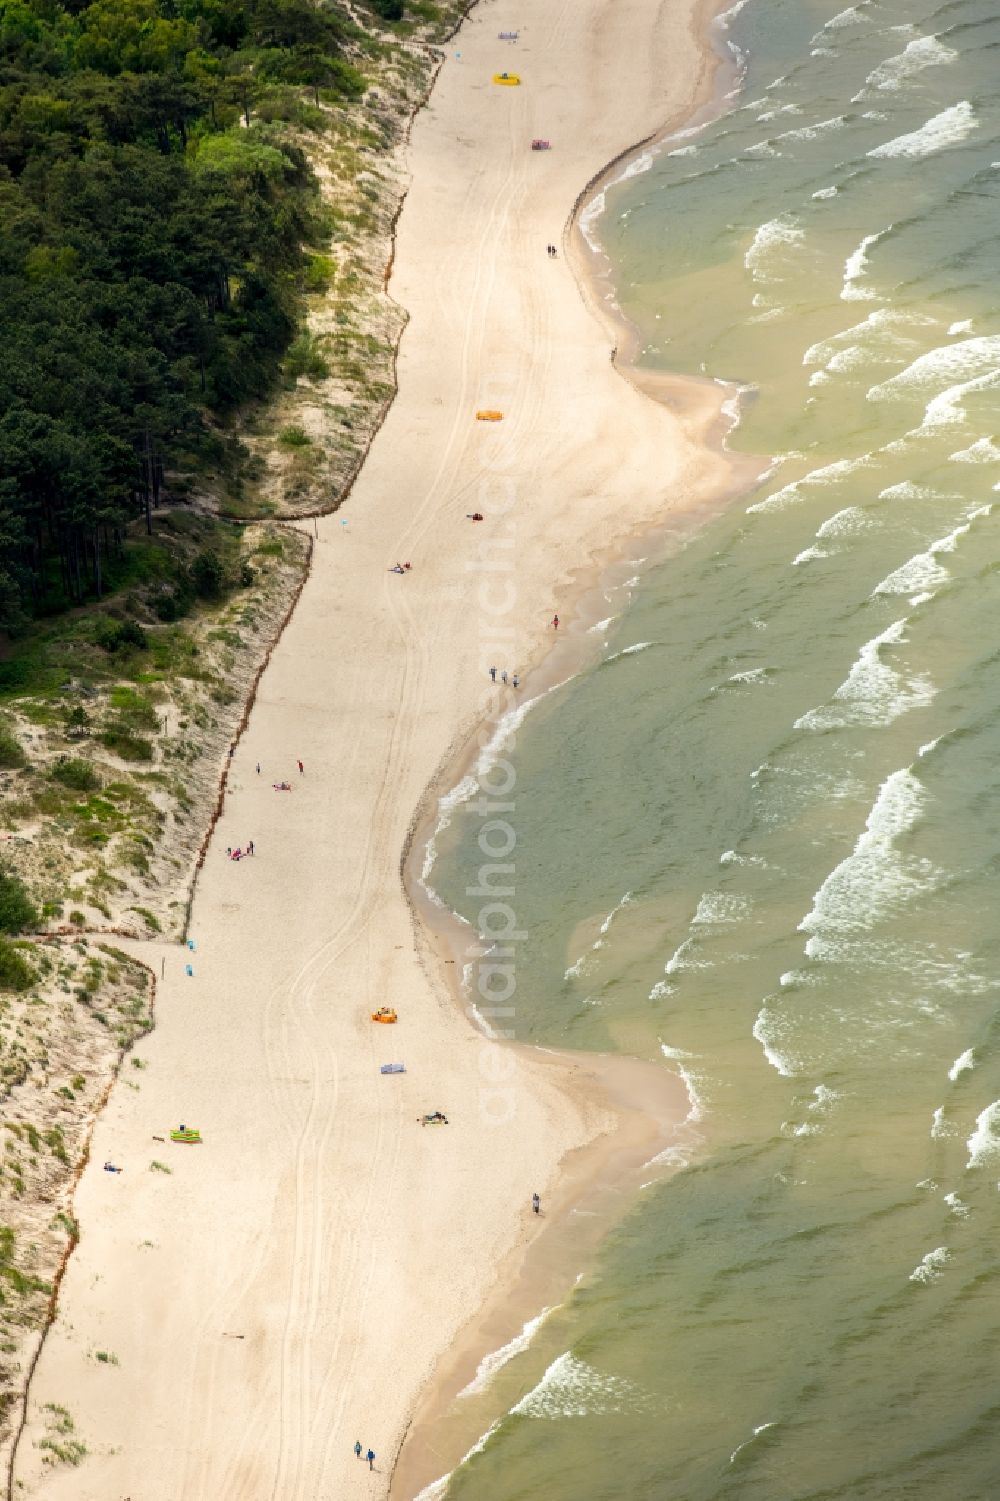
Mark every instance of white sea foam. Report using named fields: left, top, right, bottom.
left=510, top=1353, right=654, bottom=1419
left=752, top=1006, right=798, bottom=1076
left=853, top=34, right=957, bottom=99
left=747, top=454, right=875, bottom=515
left=944, top=1191, right=971, bottom=1219
left=720, top=849, right=767, bottom=867
left=724, top=667, right=772, bottom=685
left=878, top=480, right=935, bottom=502
left=931, top=1106, right=954, bottom=1139
left=458, top=1307, right=557, bottom=1397
left=823, top=5, right=867, bottom=28
left=795, top=620, right=933, bottom=730
left=948, top=1048, right=976, bottom=1081
left=692, top=892, right=752, bottom=924
left=966, top=1100, right=1000, bottom=1168
left=744, top=215, right=805, bottom=284
left=868, top=101, right=977, bottom=160
left=909, top=1246, right=950, bottom=1283
left=793, top=546, right=826, bottom=565
left=667, top=144, right=698, bottom=158
left=589, top=615, right=616, bottom=634
left=841, top=227, right=892, bottom=302
left=813, top=186, right=839, bottom=199
left=660, top=1042, right=707, bottom=1126
left=948, top=319, right=973, bottom=336
left=798, top=768, right=936, bottom=954
left=818, top=505, right=873, bottom=540
left=950, top=437, right=1000, bottom=463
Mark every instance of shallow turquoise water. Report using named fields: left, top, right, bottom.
left=425, top=2, right=1000, bottom=1495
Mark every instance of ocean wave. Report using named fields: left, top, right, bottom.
left=944, top=1191, right=971, bottom=1218
left=813, top=185, right=839, bottom=199
left=604, top=641, right=652, bottom=663
left=412, top=1422, right=503, bottom=1501
left=909, top=1246, right=950, bottom=1283
left=588, top=615, right=617, bottom=634
left=722, top=667, right=773, bottom=685
left=931, top=1105, right=955, bottom=1139
left=842, top=226, right=893, bottom=301
left=795, top=620, right=933, bottom=730
left=564, top=890, right=634, bottom=980
left=948, top=1047, right=976, bottom=1081
left=853, top=34, right=958, bottom=98
left=868, top=337, right=1000, bottom=432
left=458, top=1306, right=557, bottom=1398
left=966, top=1100, right=1000, bottom=1168
left=950, top=437, right=1000, bottom=463
left=744, top=214, right=805, bottom=283
left=510, top=1353, right=656, bottom=1419
left=774, top=115, right=847, bottom=144
left=730, top=1423, right=778, bottom=1465
left=871, top=513, right=982, bottom=601
left=868, top=101, right=977, bottom=160
left=753, top=1005, right=799, bottom=1076
left=798, top=767, right=938, bottom=950
left=805, top=309, right=934, bottom=369
left=747, top=454, right=875, bottom=514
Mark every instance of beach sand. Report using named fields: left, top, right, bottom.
left=13, top=1, right=743, bottom=1496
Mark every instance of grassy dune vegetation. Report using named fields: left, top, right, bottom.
left=0, top=0, right=470, bottom=1469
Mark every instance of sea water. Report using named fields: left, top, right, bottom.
left=425, top=1, right=1000, bottom=1495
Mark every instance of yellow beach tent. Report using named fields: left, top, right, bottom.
left=476, top=410, right=504, bottom=421
left=492, top=73, right=521, bottom=86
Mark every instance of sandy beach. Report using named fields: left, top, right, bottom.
left=13, top=1, right=743, bottom=1496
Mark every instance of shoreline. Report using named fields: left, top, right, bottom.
left=393, top=0, right=767, bottom=1492
left=12, top=3, right=762, bottom=1497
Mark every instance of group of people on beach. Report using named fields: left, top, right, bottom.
left=354, top=1441, right=376, bottom=1470
left=546, top=243, right=559, bottom=258
left=488, top=666, right=519, bottom=688
left=226, top=842, right=254, bottom=861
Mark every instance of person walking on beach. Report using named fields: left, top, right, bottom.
left=248, top=840, right=254, bottom=856
left=297, top=759, right=304, bottom=775
left=551, top=613, right=559, bottom=630
left=501, top=670, right=508, bottom=685
left=354, top=1440, right=362, bottom=1460
left=367, top=1448, right=376, bottom=1471
left=532, top=1192, right=541, bottom=1214
left=256, top=762, right=260, bottom=775
left=489, top=666, right=497, bottom=682
left=512, top=673, right=519, bottom=688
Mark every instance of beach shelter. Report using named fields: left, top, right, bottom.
left=492, top=73, right=521, bottom=85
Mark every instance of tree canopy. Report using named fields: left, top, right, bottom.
left=0, top=0, right=368, bottom=628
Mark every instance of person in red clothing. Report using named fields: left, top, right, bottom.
left=297, top=759, right=304, bottom=774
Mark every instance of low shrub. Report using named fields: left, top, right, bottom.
left=0, top=867, right=38, bottom=934
left=51, top=758, right=101, bottom=793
